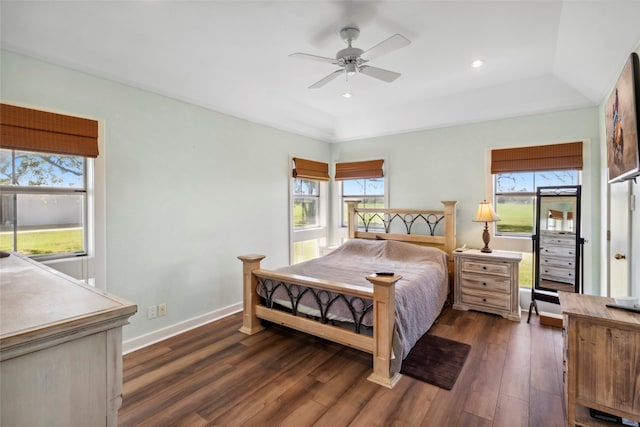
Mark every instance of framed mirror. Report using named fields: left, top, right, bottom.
left=528, top=185, right=583, bottom=321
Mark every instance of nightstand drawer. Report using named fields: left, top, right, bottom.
left=461, top=260, right=511, bottom=276
left=459, top=274, right=511, bottom=293
left=460, top=288, right=511, bottom=310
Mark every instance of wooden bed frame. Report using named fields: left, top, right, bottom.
left=238, top=201, right=457, bottom=388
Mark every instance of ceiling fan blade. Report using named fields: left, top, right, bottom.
left=289, top=52, right=338, bottom=64
left=359, top=65, right=401, bottom=83
left=308, top=69, right=344, bottom=89
left=363, top=34, right=410, bottom=61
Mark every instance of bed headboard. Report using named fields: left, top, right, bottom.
left=346, top=200, right=457, bottom=275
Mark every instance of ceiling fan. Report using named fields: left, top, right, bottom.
left=290, top=27, right=411, bottom=89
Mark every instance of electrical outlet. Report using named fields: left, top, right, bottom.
left=147, top=305, right=157, bottom=319
left=158, top=303, right=167, bottom=317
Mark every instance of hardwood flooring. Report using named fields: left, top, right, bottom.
left=119, top=306, right=565, bottom=426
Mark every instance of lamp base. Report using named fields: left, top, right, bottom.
left=481, top=223, right=492, bottom=253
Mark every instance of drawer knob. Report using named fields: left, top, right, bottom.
left=482, top=282, right=487, bottom=286
left=482, top=298, right=487, bottom=302
left=482, top=266, right=487, bottom=270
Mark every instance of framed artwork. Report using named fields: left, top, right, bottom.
left=605, top=52, right=640, bottom=183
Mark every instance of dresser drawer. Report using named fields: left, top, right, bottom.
left=540, top=245, right=576, bottom=257
left=540, top=254, right=575, bottom=269
left=540, top=265, right=575, bottom=284
left=540, top=232, right=576, bottom=247
left=461, top=260, right=511, bottom=276
left=460, top=287, right=511, bottom=311
left=460, top=273, right=511, bottom=293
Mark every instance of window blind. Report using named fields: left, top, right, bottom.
left=0, top=103, right=99, bottom=158
left=334, top=159, right=384, bottom=180
left=491, top=142, right=582, bottom=174
left=292, top=157, right=330, bottom=181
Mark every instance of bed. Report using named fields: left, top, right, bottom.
left=238, top=200, right=456, bottom=388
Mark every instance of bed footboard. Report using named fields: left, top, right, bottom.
left=237, top=254, right=402, bottom=389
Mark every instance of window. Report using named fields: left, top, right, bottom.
left=340, top=178, right=385, bottom=227
left=293, top=179, right=319, bottom=229
left=491, top=141, right=583, bottom=289
left=0, top=104, right=98, bottom=260
left=0, top=150, right=88, bottom=258
left=494, top=170, right=580, bottom=236
left=290, top=158, right=328, bottom=264
left=335, top=159, right=385, bottom=227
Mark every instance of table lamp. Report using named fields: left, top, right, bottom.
left=473, top=200, right=500, bottom=253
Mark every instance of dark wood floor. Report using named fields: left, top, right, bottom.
left=119, top=305, right=565, bottom=427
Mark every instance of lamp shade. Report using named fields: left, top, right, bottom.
left=473, top=201, right=500, bottom=222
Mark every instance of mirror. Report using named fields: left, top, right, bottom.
left=528, top=185, right=583, bottom=321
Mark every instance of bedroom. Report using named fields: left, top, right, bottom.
left=1, top=1, right=639, bottom=426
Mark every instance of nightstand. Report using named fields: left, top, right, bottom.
left=453, top=249, right=522, bottom=321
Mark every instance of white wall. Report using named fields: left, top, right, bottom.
left=330, top=108, right=602, bottom=294
left=1, top=49, right=329, bottom=342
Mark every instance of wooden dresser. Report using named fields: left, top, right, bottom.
left=540, top=230, right=577, bottom=285
left=559, top=292, right=640, bottom=426
left=453, top=249, right=522, bottom=321
left=0, top=253, right=137, bottom=427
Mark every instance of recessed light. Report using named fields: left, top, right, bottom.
left=342, top=92, right=353, bottom=98
left=470, top=59, right=485, bottom=68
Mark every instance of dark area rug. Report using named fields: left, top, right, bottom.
left=400, top=333, right=471, bottom=390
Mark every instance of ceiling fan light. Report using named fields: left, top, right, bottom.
left=342, top=92, right=353, bottom=98
left=345, top=62, right=357, bottom=76
left=470, top=59, right=485, bottom=68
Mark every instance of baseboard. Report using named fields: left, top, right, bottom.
left=122, top=302, right=242, bottom=354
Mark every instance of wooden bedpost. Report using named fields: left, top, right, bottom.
left=346, top=200, right=361, bottom=239
left=441, top=201, right=458, bottom=285
left=365, top=274, right=402, bottom=389
left=237, top=254, right=266, bottom=335
left=441, top=200, right=457, bottom=255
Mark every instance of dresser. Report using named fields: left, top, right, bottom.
left=559, top=292, right=640, bottom=427
left=539, top=230, right=577, bottom=285
left=453, top=249, right=522, bottom=321
left=0, top=253, right=137, bottom=427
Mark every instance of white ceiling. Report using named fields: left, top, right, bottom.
left=2, top=1, right=640, bottom=142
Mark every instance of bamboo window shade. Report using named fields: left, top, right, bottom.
left=335, top=159, right=384, bottom=180
left=491, top=142, right=582, bottom=174
left=0, top=103, right=99, bottom=158
left=292, top=157, right=330, bottom=181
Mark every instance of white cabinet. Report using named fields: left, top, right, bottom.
left=0, top=254, right=137, bottom=427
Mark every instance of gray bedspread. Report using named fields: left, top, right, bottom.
left=264, top=239, right=449, bottom=373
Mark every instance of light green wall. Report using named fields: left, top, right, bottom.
left=1, top=50, right=329, bottom=340
left=331, top=108, right=602, bottom=294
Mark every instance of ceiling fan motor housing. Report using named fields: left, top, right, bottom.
left=340, top=27, right=360, bottom=43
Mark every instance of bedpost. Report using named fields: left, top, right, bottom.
left=441, top=201, right=457, bottom=302
left=346, top=200, right=360, bottom=239
left=441, top=200, right=457, bottom=255
left=365, top=274, right=402, bottom=389
left=237, top=254, right=266, bottom=335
